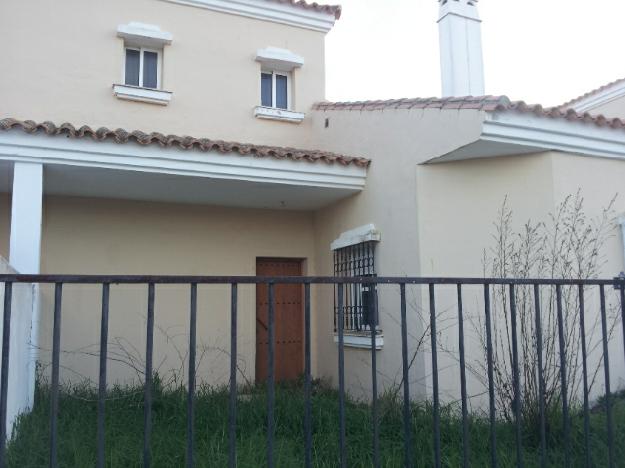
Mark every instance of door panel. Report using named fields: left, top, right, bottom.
left=256, top=258, right=303, bottom=382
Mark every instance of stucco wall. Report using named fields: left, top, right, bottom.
left=416, top=150, right=625, bottom=407
left=0, top=0, right=326, bottom=148
left=308, top=107, right=485, bottom=400
left=34, top=196, right=317, bottom=387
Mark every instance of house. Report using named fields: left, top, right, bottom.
left=1, top=0, right=625, bottom=432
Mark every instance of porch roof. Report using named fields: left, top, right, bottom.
left=0, top=118, right=369, bottom=168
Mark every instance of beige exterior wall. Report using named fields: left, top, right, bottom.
left=35, top=195, right=317, bottom=386
left=308, top=107, right=485, bottom=400
left=0, top=193, right=9, bottom=259
left=0, top=0, right=327, bottom=148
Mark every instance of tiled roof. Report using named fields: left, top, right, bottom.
left=314, top=95, right=625, bottom=130
left=559, top=78, right=625, bottom=109
left=0, top=118, right=369, bottom=167
left=268, top=0, right=341, bottom=19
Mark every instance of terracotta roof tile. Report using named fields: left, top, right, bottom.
left=0, top=118, right=369, bottom=167
left=559, top=78, right=625, bottom=109
left=267, top=0, right=341, bottom=19
left=313, top=95, right=625, bottom=131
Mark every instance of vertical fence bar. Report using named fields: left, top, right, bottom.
left=186, top=283, right=197, bottom=468
left=337, top=283, right=346, bottom=468
left=429, top=284, right=441, bottom=468
left=484, top=283, right=497, bottom=468
left=97, top=283, right=110, bottom=468
left=229, top=283, right=238, bottom=468
left=457, top=284, right=469, bottom=468
left=0, top=282, right=12, bottom=468
left=370, top=285, right=379, bottom=468
left=144, top=283, right=155, bottom=468
left=533, top=284, right=546, bottom=468
left=599, top=285, right=614, bottom=468
left=555, top=284, right=570, bottom=468
left=621, top=285, right=625, bottom=387
left=399, top=284, right=412, bottom=468
left=304, top=283, right=312, bottom=468
left=267, top=282, right=275, bottom=468
left=509, top=285, right=523, bottom=468
left=50, top=283, right=63, bottom=468
left=578, top=285, right=591, bottom=467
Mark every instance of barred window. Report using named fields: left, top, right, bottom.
left=333, top=241, right=378, bottom=332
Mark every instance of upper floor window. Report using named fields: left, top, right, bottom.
left=114, top=22, right=173, bottom=105
left=125, top=47, right=161, bottom=89
left=261, top=70, right=290, bottom=110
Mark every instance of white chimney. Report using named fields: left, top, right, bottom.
left=438, top=0, right=485, bottom=97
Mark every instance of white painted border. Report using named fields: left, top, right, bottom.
left=117, top=22, right=173, bottom=47
left=256, top=47, right=304, bottom=70
left=0, top=131, right=366, bottom=191
left=331, top=224, right=381, bottom=250
left=333, top=333, right=384, bottom=350
left=427, top=111, right=625, bottom=163
left=113, top=84, right=172, bottom=105
left=254, top=106, right=304, bottom=123
left=568, top=80, right=625, bottom=114
left=158, top=0, right=337, bottom=32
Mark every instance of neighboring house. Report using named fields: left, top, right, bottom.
left=1, top=0, right=625, bottom=428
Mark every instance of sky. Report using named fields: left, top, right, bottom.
left=325, top=0, right=625, bottom=106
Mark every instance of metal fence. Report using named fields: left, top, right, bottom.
left=0, top=274, right=624, bottom=468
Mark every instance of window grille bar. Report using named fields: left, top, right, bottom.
left=49, top=283, right=63, bottom=468
left=0, top=282, right=12, bottom=468
left=229, top=283, right=238, bottom=468
left=186, top=283, right=197, bottom=468
left=304, top=283, right=312, bottom=468
left=144, top=283, right=155, bottom=468
left=97, top=283, right=110, bottom=468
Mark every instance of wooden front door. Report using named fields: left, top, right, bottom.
left=256, top=258, right=304, bottom=382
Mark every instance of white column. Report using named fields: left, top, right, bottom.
left=9, top=162, right=43, bottom=274
left=438, top=0, right=485, bottom=97
left=9, top=162, right=43, bottom=411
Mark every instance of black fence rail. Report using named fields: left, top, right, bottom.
left=0, top=274, right=623, bottom=468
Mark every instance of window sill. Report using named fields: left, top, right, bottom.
left=333, top=332, right=383, bottom=350
left=254, top=106, right=305, bottom=123
left=113, top=84, right=172, bottom=106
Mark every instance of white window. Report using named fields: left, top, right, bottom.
left=124, top=47, right=161, bottom=89
left=260, top=70, right=290, bottom=110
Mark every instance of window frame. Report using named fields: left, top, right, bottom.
left=260, top=69, right=291, bottom=110
left=123, top=46, right=162, bottom=90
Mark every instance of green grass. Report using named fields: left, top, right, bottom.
left=7, top=378, right=625, bottom=467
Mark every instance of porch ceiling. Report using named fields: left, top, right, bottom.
left=0, top=130, right=367, bottom=210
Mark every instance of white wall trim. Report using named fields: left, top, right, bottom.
left=117, top=22, right=173, bottom=47
left=569, top=80, right=625, bottom=114
left=256, top=47, right=304, bottom=71
left=158, top=0, right=337, bottom=32
left=619, top=216, right=625, bottom=269
left=254, top=106, right=305, bottom=123
left=113, top=84, right=173, bottom=105
left=427, top=111, right=625, bottom=163
left=333, top=333, right=383, bottom=350
left=0, top=132, right=366, bottom=191
left=331, top=224, right=381, bottom=250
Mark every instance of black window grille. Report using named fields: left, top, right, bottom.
left=333, top=241, right=378, bottom=332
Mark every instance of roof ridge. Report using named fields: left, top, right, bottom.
left=0, top=117, right=368, bottom=167
left=559, top=77, right=625, bottom=109
left=266, top=0, right=342, bottom=19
